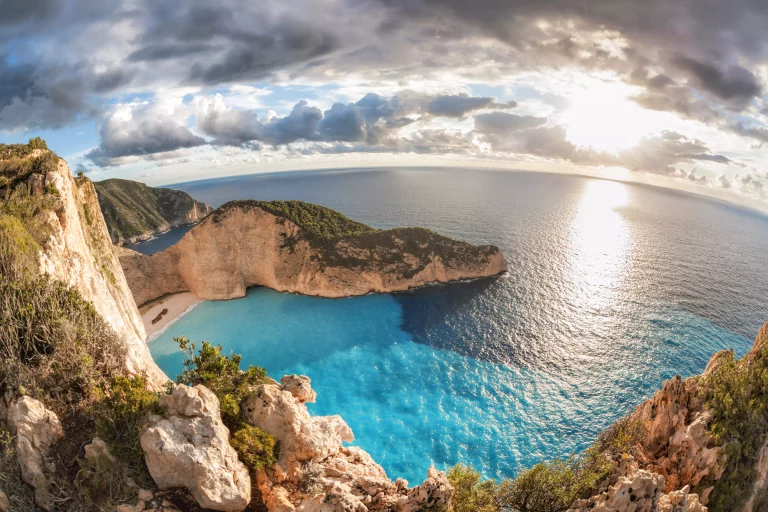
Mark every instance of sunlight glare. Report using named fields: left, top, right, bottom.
left=560, top=80, right=660, bottom=154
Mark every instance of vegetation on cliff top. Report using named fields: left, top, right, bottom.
left=94, top=178, right=211, bottom=244
left=448, top=417, right=647, bottom=512
left=213, top=199, right=376, bottom=239
left=174, top=336, right=279, bottom=471
left=0, top=138, right=59, bottom=190
left=213, top=200, right=500, bottom=275
left=698, top=338, right=768, bottom=512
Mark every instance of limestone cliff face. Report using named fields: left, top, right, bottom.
left=29, top=158, right=166, bottom=386
left=119, top=202, right=508, bottom=305
left=94, top=178, right=212, bottom=245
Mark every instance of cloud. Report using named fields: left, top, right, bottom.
left=671, top=55, right=761, bottom=106
left=618, top=131, right=732, bottom=175
left=424, top=94, right=516, bottom=118
left=195, top=91, right=512, bottom=148
left=87, top=101, right=205, bottom=165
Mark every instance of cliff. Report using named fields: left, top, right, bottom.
left=2, top=151, right=166, bottom=387
left=93, top=178, right=212, bottom=245
left=119, top=200, right=508, bottom=305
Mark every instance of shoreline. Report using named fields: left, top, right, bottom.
left=140, top=291, right=203, bottom=342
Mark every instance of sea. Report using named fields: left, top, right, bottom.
left=139, top=167, right=768, bottom=484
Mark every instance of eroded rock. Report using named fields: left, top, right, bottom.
left=141, top=385, right=250, bottom=512
left=245, top=376, right=453, bottom=511
left=6, top=396, right=64, bottom=511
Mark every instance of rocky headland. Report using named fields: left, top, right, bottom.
left=94, top=179, right=212, bottom=246
left=118, top=200, right=508, bottom=305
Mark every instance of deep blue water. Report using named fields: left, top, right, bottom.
left=147, top=168, right=768, bottom=483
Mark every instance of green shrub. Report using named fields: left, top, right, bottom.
left=447, top=465, right=499, bottom=512
left=175, top=336, right=269, bottom=430
left=174, top=336, right=278, bottom=471
left=229, top=424, right=279, bottom=471
left=213, top=200, right=376, bottom=240
left=0, top=232, right=127, bottom=416
left=93, top=375, right=160, bottom=468
left=698, top=345, right=768, bottom=512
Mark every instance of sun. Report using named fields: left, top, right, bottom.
left=559, top=79, right=661, bottom=154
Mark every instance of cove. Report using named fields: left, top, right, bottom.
left=149, top=285, right=751, bottom=484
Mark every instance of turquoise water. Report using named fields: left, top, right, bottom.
left=148, top=169, right=766, bottom=483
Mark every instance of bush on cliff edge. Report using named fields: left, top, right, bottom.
left=699, top=341, right=768, bottom=512
left=174, top=336, right=279, bottom=471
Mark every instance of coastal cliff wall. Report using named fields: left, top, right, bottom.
left=27, top=158, right=167, bottom=386
left=119, top=201, right=508, bottom=305
left=94, top=178, right=212, bottom=245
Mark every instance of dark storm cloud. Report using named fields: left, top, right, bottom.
left=0, top=0, right=62, bottom=26
left=671, top=56, right=761, bottom=105
left=127, top=43, right=218, bottom=62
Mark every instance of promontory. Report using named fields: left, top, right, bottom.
left=94, top=178, right=212, bottom=245
left=118, top=199, right=508, bottom=305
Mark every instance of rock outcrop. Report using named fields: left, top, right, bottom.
left=141, top=385, right=251, bottom=512
left=119, top=200, right=507, bottom=304
left=5, top=396, right=64, bottom=511
left=569, top=463, right=705, bottom=512
left=24, top=157, right=166, bottom=387
left=94, top=178, right=212, bottom=245
left=243, top=375, right=454, bottom=512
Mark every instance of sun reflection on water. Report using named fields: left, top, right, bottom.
left=566, top=180, right=633, bottom=314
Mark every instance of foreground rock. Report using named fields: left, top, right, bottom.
left=243, top=375, right=453, bottom=511
left=119, top=200, right=507, bottom=304
left=5, top=396, right=64, bottom=511
left=141, top=385, right=251, bottom=511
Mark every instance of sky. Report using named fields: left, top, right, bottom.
left=2, top=0, right=768, bottom=211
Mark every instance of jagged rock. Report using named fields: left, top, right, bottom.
left=6, top=396, right=64, bottom=511
left=246, top=376, right=453, bottom=511
left=242, top=382, right=353, bottom=477
left=141, top=385, right=251, bottom=512
left=395, top=467, right=453, bottom=512
left=568, top=466, right=664, bottom=512
left=659, top=485, right=706, bottom=512
left=281, top=375, right=317, bottom=403
left=629, top=371, right=722, bottom=492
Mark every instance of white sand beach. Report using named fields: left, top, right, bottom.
left=141, top=291, right=202, bottom=341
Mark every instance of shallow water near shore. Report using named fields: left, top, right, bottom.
left=148, top=168, right=767, bottom=483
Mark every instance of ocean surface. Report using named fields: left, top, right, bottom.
left=144, top=168, right=768, bottom=484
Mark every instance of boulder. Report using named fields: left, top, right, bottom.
left=6, top=396, right=64, bottom=511
left=140, top=385, right=251, bottom=512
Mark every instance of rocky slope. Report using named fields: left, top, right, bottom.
left=567, top=323, right=768, bottom=512
left=94, top=178, right=212, bottom=245
left=119, top=200, right=508, bottom=305
left=15, top=156, right=166, bottom=387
